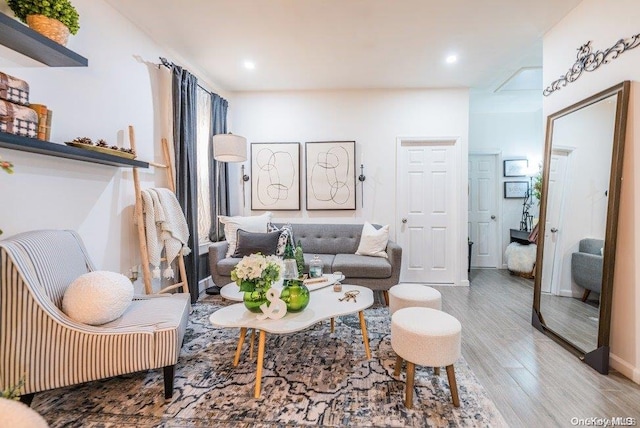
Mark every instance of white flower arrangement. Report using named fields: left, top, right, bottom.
left=231, top=253, right=283, bottom=292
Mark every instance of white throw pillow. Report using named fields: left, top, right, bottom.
left=356, top=222, right=390, bottom=258
left=219, top=212, right=272, bottom=258
left=62, top=271, right=134, bottom=326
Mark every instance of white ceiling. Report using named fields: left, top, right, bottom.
left=105, top=0, right=581, bottom=93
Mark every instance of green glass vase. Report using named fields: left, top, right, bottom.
left=280, top=280, right=310, bottom=312
left=243, top=288, right=269, bottom=313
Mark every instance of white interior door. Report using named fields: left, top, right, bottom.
left=468, top=154, right=499, bottom=268
left=397, top=140, right=456, bottom=284
left=541, top=150, right=570, bottom=294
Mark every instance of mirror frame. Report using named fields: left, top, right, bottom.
left=532, top=80, right=630, bottom=374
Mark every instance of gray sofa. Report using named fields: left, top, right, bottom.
left=209, top=223, right=402, bottom=291
left=571, top=238, right=603, bottom=302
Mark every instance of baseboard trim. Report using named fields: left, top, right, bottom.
left=460, top=279, right=470, bottom=287
left=198, top=276, right=212, bottom=295
left=610, top=353, right=640, bottom=384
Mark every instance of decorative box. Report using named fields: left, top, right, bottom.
left=0, top=72, right=30, bottom=106
left=0, top=100, right=38, bottom=138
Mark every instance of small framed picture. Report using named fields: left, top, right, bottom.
left=504, top=181, right=529, bottom=199
left=504, top=159, right=528, bottom=177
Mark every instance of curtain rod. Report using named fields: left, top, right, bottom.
left=159, top=56, right=216, bottom=97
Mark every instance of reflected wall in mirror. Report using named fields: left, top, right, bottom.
left=532, top=81, right=630, bottom=374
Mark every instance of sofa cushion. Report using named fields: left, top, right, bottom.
left=219, top=212, right=272, bottom=258
left=102, top=293, right=189, bottom=330
left=356, top=222, right=389, bottom=258
left=267, top=223, right=295, bottom=256
left=232, top=230, right=281, bottom=257
left=290, top=223, right=363, bottom=254
left=103, top=293, right=191, bottom=366
left=333, top=254, right=392, bottom=279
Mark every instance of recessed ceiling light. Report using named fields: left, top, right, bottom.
left=446, top=55, right=458, bottom=64
left=243, top=60, right=255, bottom=70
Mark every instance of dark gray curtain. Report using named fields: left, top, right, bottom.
left=209, top=94, right=230, bottom=242
left=171, top=65, right=199, bottom=303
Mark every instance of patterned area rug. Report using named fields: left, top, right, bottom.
left=33, top=296, right=507, bottom=427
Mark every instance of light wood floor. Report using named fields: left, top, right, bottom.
left=433, top=269, right=640, bottom=427
left=540, top=292, right=598, bottom=352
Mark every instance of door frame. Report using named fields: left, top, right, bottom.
left=547, top=146, right=574, bottom=297
left=395, top=136, right=467, bottom=286
left=468, top=151, right=502, bottom=269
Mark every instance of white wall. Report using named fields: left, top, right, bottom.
left=231, top=89, right=470, bottom=284
left=0, top=0, right=193, bottom=292
left=469, top=108, right=543, bottom=266
left=543, top=0, right=640, bottom=382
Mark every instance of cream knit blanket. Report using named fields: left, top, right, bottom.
left=141, top=188, right=191, bottom=278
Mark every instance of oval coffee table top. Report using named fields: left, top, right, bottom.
left=210, top=284, right=373, bottom=334
left=220, top=273, right=343, bottom=302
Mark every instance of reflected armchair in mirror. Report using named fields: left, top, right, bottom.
left=571, top=238, right=604, bottom=302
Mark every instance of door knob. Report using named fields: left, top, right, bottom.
left=490, top=215, right=496, bottom=220
left=550, top=227, right=558, bottom=233
left=401, top=218, right=408, bottom=224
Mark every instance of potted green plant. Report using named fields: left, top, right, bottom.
left=532, top=163, right=543, bottom=204
left=7, top=0, right=80, bottom=46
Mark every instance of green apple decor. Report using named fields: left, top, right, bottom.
left=280, top=280, right=310, bottom=312
left=7, top=0, right=80, bottom=45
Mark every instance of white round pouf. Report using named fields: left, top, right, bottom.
left=391, top=307, right=461, bottom=408
left=0, top=397, right=48, bottom=427
left=388, top=283, right=442, bottom=315
left=62, top=271, right=134, bottom=325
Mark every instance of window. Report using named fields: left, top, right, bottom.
left=196, top=86, right=212, bottom=245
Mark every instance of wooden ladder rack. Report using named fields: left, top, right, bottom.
left=130, top=125, right=189, bottom=295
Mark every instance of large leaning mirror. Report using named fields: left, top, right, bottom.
left=532, top=81, right=630, bottom=374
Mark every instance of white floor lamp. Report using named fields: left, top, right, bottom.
left=205, top=133, right=247, bottom=295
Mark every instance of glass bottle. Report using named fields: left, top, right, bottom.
left=309, top=255, right=324, bottom=278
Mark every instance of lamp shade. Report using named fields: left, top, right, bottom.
left=213, top=133, right=247, bottom=163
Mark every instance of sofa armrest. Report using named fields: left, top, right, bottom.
left=386, top=240, right=403, bottom=287
left=571, top=252, right=603, bottom=293
left=209, top=241, right=229, bottom=286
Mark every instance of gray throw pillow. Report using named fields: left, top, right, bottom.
left=232, top=229, right=281, bottom=258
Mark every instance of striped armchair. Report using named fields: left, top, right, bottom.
left=0, top=230, right=191, bottom=403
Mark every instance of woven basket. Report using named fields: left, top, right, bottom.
left=509, top=269, right=535, bottom=279
left=26, top=15, right=70, bottom=46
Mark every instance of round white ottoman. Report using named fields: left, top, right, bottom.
left=391, top=307, right=462, bottom=408
left=388, top=283, right=442, bottom=315
left=0, top=397, right=48, bottom=427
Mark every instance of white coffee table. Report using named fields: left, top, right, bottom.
left=209, top=284, right=373, bottom=398
left=220, top=273, right=342, bottom=302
